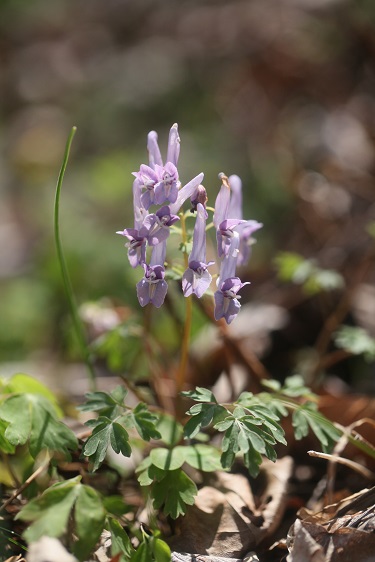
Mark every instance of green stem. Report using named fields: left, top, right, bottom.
left=176, top=212, right=192, bottom=393
left=54, top=127, right=97, bottom=390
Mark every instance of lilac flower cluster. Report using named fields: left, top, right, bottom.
left=117, top=124, right=262, bottom=323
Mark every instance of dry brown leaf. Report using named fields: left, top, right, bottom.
left=288, top=487, right=375, bottom=562
left=169, top=456, right=293, bottom=558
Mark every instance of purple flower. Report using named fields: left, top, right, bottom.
left=153, top=162, right=180, bottom=205
left=140, top=206, right=179, bottom=246
left=227, top=174, right=262, bottom=266
left=116, top=228, right=146, bottom=268
left=214, top=277, right=249, bottom=324
left=216, top=218, right=248, bottom=258
left=134, top=124, right=182, bottom=209
left=117, top=179, right=148, bottom=267
left=214, top=233, right=249, bottom=324
left=236, top=220, right=263, bottom=266
left=182, top=203, right=214, bottom=298
left=133, top=164, right=159, bottom=210
left=136, top=241, right=168, bottom=308
left=214, top=173, right=262, bottom=262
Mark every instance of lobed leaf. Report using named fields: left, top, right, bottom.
left=152, top=468, right=197, bottom=519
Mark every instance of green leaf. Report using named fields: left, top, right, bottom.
left=334, top=325, right=375, bottom=362
left=183, top=445, right=222, bottom=472
left=152, top=468, right=197, bottom=519
left=150, top=447, right=186, bottom=471
left=184, top=403, right=225, bottom=439
left=131, top=403, right=161, bottom=441
left=16, top=477, right=81, bottom=542
left=181, top=387, right=217, bottom=403
left=0, top=394, right=77, bottom=458
left=151, top=537, right=171, bottom=562
left=73, top=485, right=106, bottom=561
left=4, top=373, right=63, bottom=417
left=244, top=448, right=263, bottom=478
left=83, top=417, right=131, bottom=471
left=131, top=542, right=148, bottom=562
left=292, top=404, right=341, bottom=452
left=137, top=463, right=166, bottom=487
left=274, top=252, right=344, bottom=294
left=79, top=386, right=128, bottom=417
left=0, top=419, right=16, bottom=454
left=0, top=395, right=31, bottom=446
left=108, top=517, right=133, bottom=561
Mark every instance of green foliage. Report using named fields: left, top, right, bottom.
left=79, top=387, right=162, bottom=471
left=16, top=477, right=106, bottom=562
left=274, top=252, right=344, bottom=295
left=334, top=325, right=375, bottom=362
left=0, top=374, right=77, bottom=458
left=183, top=387, right=287, bottom=476
left=107, top=517, right=134, bottom=560
left=152, top=468, right=197, bottom=519
left=292, top=403, right=341, bottom=453
left=136, top=444, right=220, bottom=518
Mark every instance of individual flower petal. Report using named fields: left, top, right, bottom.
left=228, top=174, right=243, bottom=219
left=166, top=123, right=180, bottom=166
left=169, top=173, right=204, bottom=215
left=147, top=131, right=163, bottom=169
left=213, top=173, right=231, bottom=229
left=237, top=220, right=263, bottom=266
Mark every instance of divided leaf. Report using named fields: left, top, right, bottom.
left=292, top=403, right=341, bottom=452
left=83, top=417, right=131, bottom=471
left=152, top=468, right=197, bottom=519
left=130, top=403, right=161, bottom=441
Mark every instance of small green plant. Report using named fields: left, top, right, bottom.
left=2, top=126, right=374, bottom=562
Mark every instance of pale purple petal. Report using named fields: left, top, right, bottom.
left=116, top=228, right=146, bottom=268
left=136, top=279, right=152, bottom=307
left=147, top=131, right=163, bottom=168
left=150, top=240, right=167, bottom=267
left=228, top=175, right=243, bottom=219
left=151, top=280, right=168, bottom=308
left=190, top=203, right=208, bottom=263
left=213, top=173, right=231, bottom=229
left=166, top=123, right=180, bottom=166
left=218, top=234, right=240, bottom=283
left=169, top=173, right=204, bottom=215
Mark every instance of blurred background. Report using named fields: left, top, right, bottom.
left=1, top=0, right=375, bottom=392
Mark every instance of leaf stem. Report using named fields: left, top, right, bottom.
left=176, top=212, right=192, bottom=393
left=54, top=127, right=97, bottom=390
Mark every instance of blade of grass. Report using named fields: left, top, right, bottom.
left=54, top=127, right=96, bottom=390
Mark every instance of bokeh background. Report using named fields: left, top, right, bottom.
left=1, top=0, right=375, bottom=390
